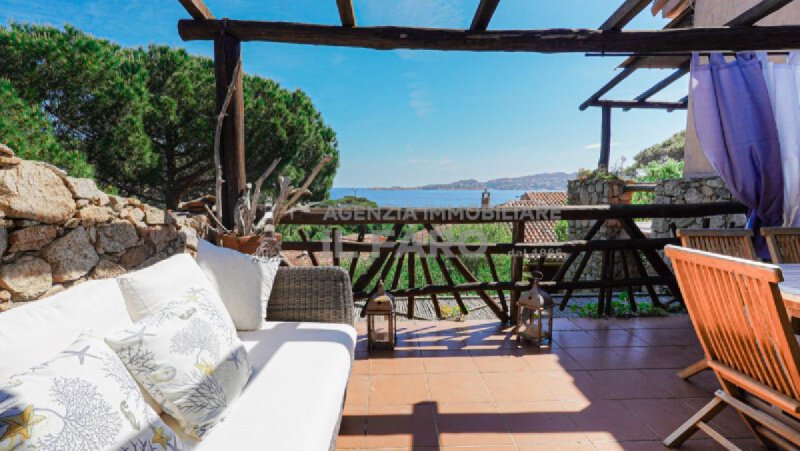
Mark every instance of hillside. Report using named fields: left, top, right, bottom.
left=409, top=172, right=576, bottom=191
left=631, top=131, right=685, bottom=169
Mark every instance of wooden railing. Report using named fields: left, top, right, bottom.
left=280, top=202, right=747, bottom=323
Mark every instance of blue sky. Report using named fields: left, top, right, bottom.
left=0, top=0, right=689, bottom=188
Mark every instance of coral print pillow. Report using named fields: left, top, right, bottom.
left=106, top=290, right=252, bottom=440
left=0, top=333, right=184, bottom=451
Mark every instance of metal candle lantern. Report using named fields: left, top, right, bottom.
left=366, top=280, right=396, bottom=350
left=516, top=271, right=554, bottom=347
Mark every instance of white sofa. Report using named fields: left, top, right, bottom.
left=0, top=259, right=357, bottom=450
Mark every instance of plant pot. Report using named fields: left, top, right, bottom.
left=221, top=234, right=264, bottom=255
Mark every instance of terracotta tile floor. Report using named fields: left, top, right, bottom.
left=337, top=317, right=766, bottom=450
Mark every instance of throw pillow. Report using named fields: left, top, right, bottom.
left=0, top=333, right=185, bottom=450
left=196, top=239, right=281, bottom=330
left=106, top=295, right=252, bottom=439
left=117, top=253, right=231, bottom=328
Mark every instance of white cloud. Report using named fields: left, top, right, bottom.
left=583, top=142, right=621, bottom=150
left=404, top=72, right=435, bottom=118
left=408, top=158, right=455, bottom=166
left=358, top=0, right=468, bottom=28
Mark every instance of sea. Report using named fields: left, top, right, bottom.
left=329, top=188, right=532, bottom=208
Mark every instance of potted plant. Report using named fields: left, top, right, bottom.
left=206, top=155, right=331, bottom=258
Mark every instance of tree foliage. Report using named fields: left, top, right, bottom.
left=0, top=24, right=154, bottom=189
left=0, top=24, right=339, bottom=207
left=632, top=158, right=685, bottom=204
left=0, top=79, right=94, bottom=177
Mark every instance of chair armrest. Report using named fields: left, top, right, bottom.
left=266, top=266, right=354, bottom=327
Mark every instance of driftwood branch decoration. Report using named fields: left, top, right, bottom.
left=245, top=157, right=281, bottom=234
left=212, top=59, right=243, bottom=226
left=273, top=155, right=333, bottom=228
left=204, top=204, right=230, bottom=234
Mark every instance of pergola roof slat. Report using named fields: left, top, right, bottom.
left=335, top=0, right=356, bottom=27
left=622, top=63, right=689, bottom=111
left=590, top=100, right=687, bottom=110
left=579, top=67, right=635, bottom=111
left=633, top=65, right=688, bottom=102
left=727, top=0, right=795, bottom=26
left=600, top=0, right=651, bottom=30
left=178, top=0, right=213, bottom=20
left=582, top=0, right=793, bottom=113
left=470, top=0, right=501, bottom=31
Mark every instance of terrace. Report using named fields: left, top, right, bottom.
left=2, top=0, right=800, bottom=450
left=337, top=317, right=756, bottom=449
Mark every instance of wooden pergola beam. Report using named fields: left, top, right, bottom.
left=178, top=0, right=214, bottom=19
left=600, top=0, right=651, bottom=30
left=178, top=20, right=800, bottom=53
left=335, top=0, right=356, bottom=27
left=470, top=0, right=501, bottom=31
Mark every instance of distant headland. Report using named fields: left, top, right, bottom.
left=367, top=172, right=576, bottom=191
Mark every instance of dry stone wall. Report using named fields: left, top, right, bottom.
left=0, top=149, right=202, bottom=308
left=650, top=176, right=746, bottom=239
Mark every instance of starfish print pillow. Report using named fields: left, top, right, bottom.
left=0, top=333, right=185, bottom=450
left=106, top=296, right=251, bottom=440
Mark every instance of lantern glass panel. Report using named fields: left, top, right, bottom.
left=518, top=304, right=553, bottom=347
left=369, top=313, right=391, bottom=343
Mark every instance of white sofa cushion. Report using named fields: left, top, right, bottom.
left=196, top=239, right=281, bottom=331
left=106, top=294, right=251, bottom=440
left=117, top=253, right=232, bottom=331
left=0, top=333, right=185, bottom=450
left=181, top=321, right=357, bottom=450
left=0, top=279, right=132, bottom=379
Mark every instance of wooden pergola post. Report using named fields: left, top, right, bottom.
left=214, top=28, right=246, bottom=229
left=598, top=105, right=612, bottom=170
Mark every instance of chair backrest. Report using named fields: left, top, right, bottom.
left=761, top=227, right=800, bottom=264
left=676, top=228, right=756, bottom=260
left=665, top=245, right=800, bottom=413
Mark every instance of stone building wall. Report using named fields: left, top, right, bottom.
left=0, top=151, right=203, bottom=308
left=650, top=176, right=746, bottom=239
left=565, top=178, right=635, bottom=283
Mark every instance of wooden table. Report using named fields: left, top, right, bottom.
left=778, top=264, right=800, bottom=320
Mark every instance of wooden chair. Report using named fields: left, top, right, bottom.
left=676, top=228, right=757, bottom=260
left=674, top=228, right=756, bottom=379
left=664, top=245, right=800, bottom=449
left=761, top=227, right=800, bottom=264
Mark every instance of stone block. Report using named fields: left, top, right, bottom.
left=142, top=225, right=178, bottom=252
left=64, top=176, right=102, bottom=201
left=90, top=259, right=126, bottom=280
left=0, top=161, right=76, bottom=223
left=0, top=256, right=52, bottom=301
left=8, top=225, right=58, bottom=252
left=119, top=243, right=156, bottom=269
left=42, top=226, right=100, bottom=283
left=75, top=205, right=113, bottom=226
left=95, top=220, right=139, bottom=254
